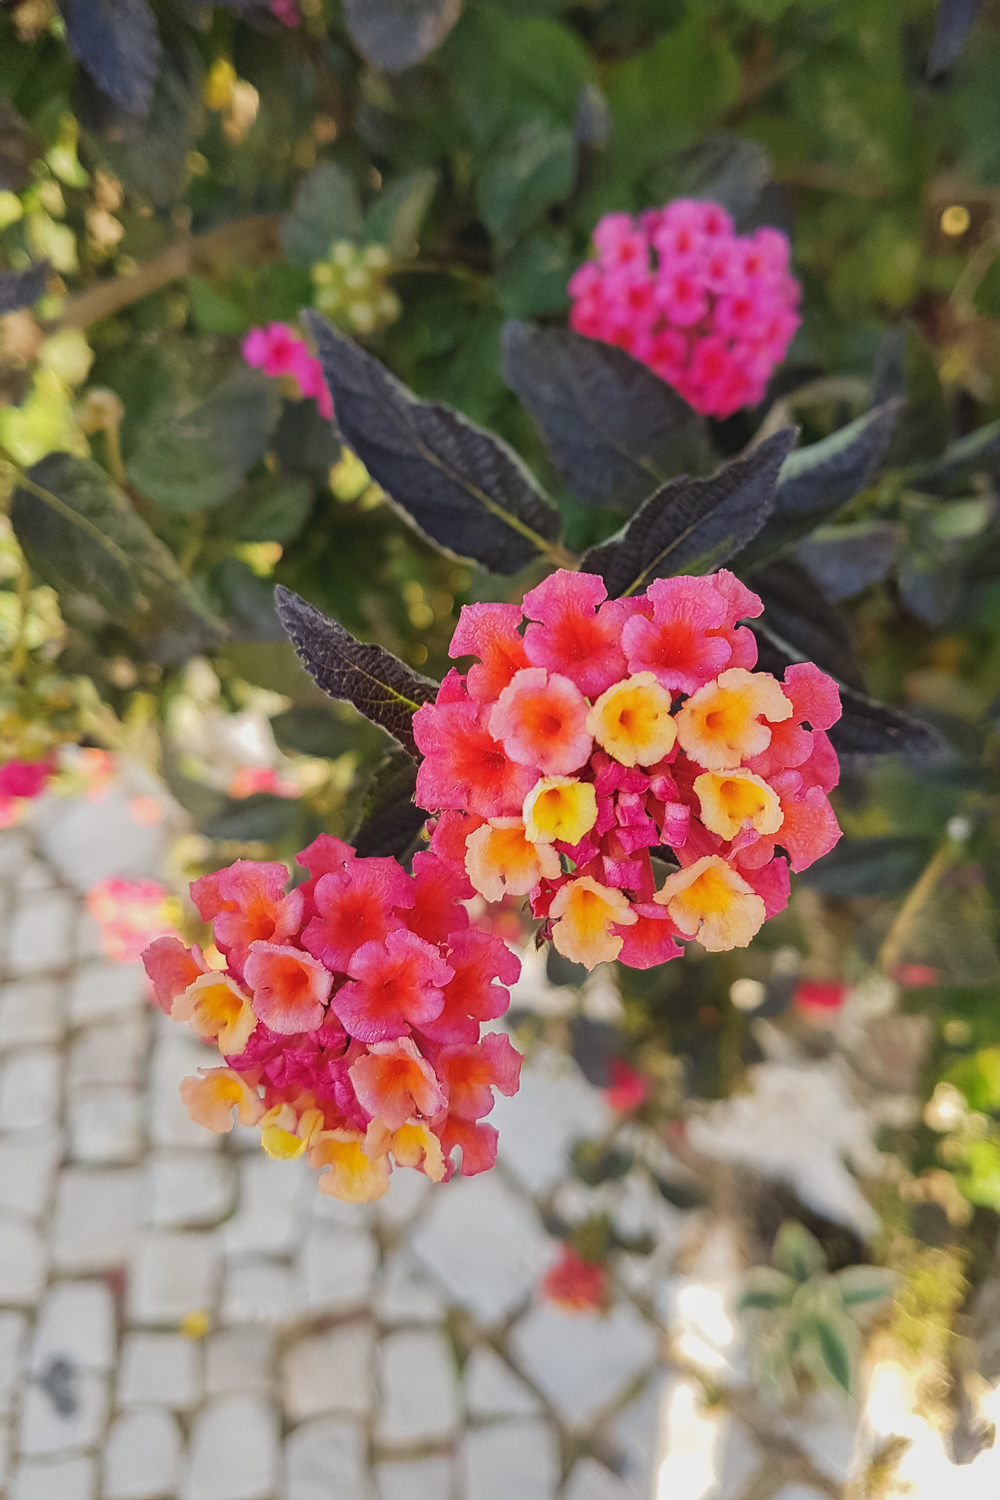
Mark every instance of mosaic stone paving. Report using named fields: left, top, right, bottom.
left=0, top=788, right=858, bottom=1500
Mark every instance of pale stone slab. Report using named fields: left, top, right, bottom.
left=68, top=964, right=146, bottom=1026
left=224, top=1258, right=298, bottom=1326
left=298, top=1225, right=377, bottom=1315
left=0, top=1216, right=47, bottom=1305
left=374, top=1250, right=446, bottom=1326
left=488, top=1048, right=610, bottom=1195
left=68, top=1017, right=147, bottom=1090
left=283, top=1418, right=366, bottom=1500
left=0, top=1135, right=60, bottom=1219
left=34, top=784, right=169, bottom=892
left=376, top=1456, right=452, bottom=1500
left=149, top=1152, right=235, bottom=1228
left=563, top=1459, right=634, bottom=1500
left=185, top=1396, right=279, bottom=1500
left=462, top=1420, right=559, bottom=1500
left=18, top=1369, right=109, bottom=1457
left=0, top=1048, right=61, bottom=1131
left=281, top=1323, right=374, bottom=1421
left=7, top=891, right=76, bottom=976
left=128, top=1232, right=220, bottom=1326
left=205, top=1327, right=273, bottom=1399
left=0, top=1312, right=27, bottom=1414
left=0, top=979, right=62, bottom=1049
left=52, top=1169, right=146, bottom=1273
left=224, top=1156, right=307, bottom=1257
left=465, top=1346, right=541, bottom=1418
left=67, top=1088, right=143, bottom=1165
left=375, top=1330, right=459, bottom=1447
left=374, top=1167, right=430, bottom=1231
left=611, top=1375, right=671, bottom=1500
left=118, top=1333, right=201, bottom=1409
left=10, top=1456, right=97, bottom=1500
left=510, top=1301, right=659, bottom=1425
left=103, top=1408, right=182, bottom=1499
left=412, top=1174, right=556, bottom=1325
left=150, top=1034, right=222, bottom=1151
left=30, top=1283, right=115, bottom=1374
left=0, top=831, right=32, bottom=880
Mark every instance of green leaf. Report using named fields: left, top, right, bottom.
left=773, top=1221, right=826, bottom=1283
left=274, top=585, right=439, bottom=760
left=957, top=1137, right=1000, bottom=1212
left=61, top=0, right=160, bottom=118
left=796, top=521, right=901, bottom=602
left=94, top=28, right=203, bottom=208
left=202, top=793, right=300, bottom=844
left=810, top=1315, right=855, bottom=1394
left=364, top=169, right=439, bottom=257
left=800, top=835, right=935, bottom=897
left=582, top=429, right=795, bottom=596
left=127, top=368, right=280, bottom=515
left=351, top=749, right=429, bottom=859
left=478, top=118, right=575, bottom=242
left=834, top=1266, right=898, bottom=1310
left=211, top=474, right=314, bottom=545
left=873, top=324, right=949, bottom=469
left=342, top=0, right=463, bottom=71
left=928, top=0, right=982, bottom=75
left=907, top=419, right=1000, bottom=492
left=185, top=275, right=247, bottom=337
left=10, top=452, right=219, bottom=638
left=944, top=1047, right=1000, bottom=1112
left=280, top=162, right=363, bottom=268
left=501, top=321, right=711, bottom=512
left=737, top=1267, right=797, bottom=1312
left=303, top=311, right=562, bottom=574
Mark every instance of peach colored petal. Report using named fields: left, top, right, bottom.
left=465, top=818, right=561, bottom=901
left=309, top=1129, right=392, bottom=1202
left=675, top=668, right=791, bottom=771
left=179, top=1069, right=264, bottom=1133
left=693, top=768, right=783, bottom=840
left=654, top=854, right=765, bottom=951
left=586, top=673, right=677, bottom=767
left=549, top=876, right=636, bottom=968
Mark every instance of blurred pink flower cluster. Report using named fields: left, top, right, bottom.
left=0, top=755, right=55, bottom=828
left=241, top=324, right=333, bottom=420
left=568, top=200, right=800, bottom=418
left=87, top=878, right=178, bottom=965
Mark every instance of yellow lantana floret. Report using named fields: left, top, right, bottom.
left=654, top=855, right=765, bottom=952
left=523, top=776, right=598, bottom=846
left=549, top=876, right=636, bottom=968
left=586, top=672, right=677, bottom=767
left=179, top=1068, right=265, bottom=1133
left=465, top=818, right=561, bottom=901
left=308, top=1129, right=391, bottom=1202
left=694, top=768, right=784, bottom=840
left=675, top=668, right=791, bottom=771
left=365, top=1118, right=447, bottom=1183
left=171, top=972, right=256, bottom=1055
left=260, top=1103, right=324, bottom=1160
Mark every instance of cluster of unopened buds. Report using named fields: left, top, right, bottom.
left=568, top=199, right=800, bottom=418
left=415, top=569, right=841, bottom=968
left=143, top=839, right=522, bottom=1203
left=242, top=323, right=333, bottom=420
left=310, top=241, right=401, bottom=338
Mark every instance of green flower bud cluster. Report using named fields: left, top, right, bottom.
left=0, top=330, right=93, bottom=467
left=0, top=519, right=82, bottom=765
left=310, top=241, right=401, bottom=337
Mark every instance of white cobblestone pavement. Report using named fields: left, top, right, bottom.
left=0, top=797, right=854, bottom=1500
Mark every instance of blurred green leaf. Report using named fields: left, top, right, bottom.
left=773, top=1221, right=827, bottom=1283
left=281, top=162, right=363, bottom=268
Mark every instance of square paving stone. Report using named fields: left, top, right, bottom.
left=375, top=1329, right=459, bottom=1447
left=149, top=1152, right=235, bottom=1228
left=510, top=1301, right=659, bottom=1426
left=298, top=1225, right=377, bottom=1314
left=224, top=1258, right=298, bottom=1326
left=462, top=1420, right=559, bottom=1500
left=0, top=979, right=62, bottom=1049
left=281, top=1323, right=374, bottom=1421
left=30, top=1283, right=115, bottom=1373
left=103, top=1408, right=183, bottom=1500
left=283, top=1418, right=366, bottom=1500
left=18, top=1369, right=109, bottom=1457
left=128, top=1231, right=220, bottom=1326
left=52, top=1169, right=146, bottom=1273
left=376, top=1456, right=452, bottom=1500
left=0, top=1135, right=60, bottom=1219
left=205, top=1328, right=274, bottom=1398
left=67, top=1087, right=143, bottom=1165
left=10, top=1456, right=97, bottom=1500
left=185, top=1395, right=279, bottom=1500
left=118, top=1333, right=202, bottom=1408
left=68, top=964, right=145, bottom=1027
left=0, top=1049, right=61, bottom=1131
left=7, top=892, right=76, bottom=977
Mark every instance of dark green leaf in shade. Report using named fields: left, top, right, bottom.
left=907, top=419, right=1000, bottom=493
left=185, top=275, right=247, bottom=337
left=281, top=163, right=363, bottom=268
left=272, top=399, right=342, bottom=481
left=478, top=118, right=575, bottom=242
left=737, top=1267, right=796, bottom=1312
left=751, top=559, right=866, bottom=688
left=811, top=1316, right=854, bottom=1394
left=202, top=793, right=300, bottom=844
left=799, top=836, right=935, bottom=896
left=343, top=0, right=463, bottom=71
left=302, top=312, right=561, bottom=574
left=10, top=453, right=220, bottom=638
left=495, top=233, right=572, bottom=322
left=274, top=585, right=438, bottom=761
left=795, top=521, right=901, bottom=602
left=351, top=749, right=429, bottom=859
left=833, top=1266, right=897, bottom=1309
left=501, top=321, right=711, bottom=511
left=127, top=369, right=280, bottom=515
left=648, top=131, right=772, bottom=226
left=872, top=325, right=949, bottom=468
left=582, top=429, right=795, bottom=597
left=60, top=0, right=160, bottom=118
left=928, top=0, right=981, bottom=74
left=742, top=401, right=901, bottom=567
left=211, top=474, right=314, bottom=545
left=0, top=263, right=49, bottom=317
left=0, top=102, right=40, bottom=193
left=272, top=705, right=387, bottom=760
left=90, top=29, right=203, bottom=207
left=364, top=170, right=439, bottom=257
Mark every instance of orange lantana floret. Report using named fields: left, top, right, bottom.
left=549, top=876, right=636, bottom=967
left=694, top=767, right=783, bottom=840
left=309, top=1129, right=392, bottom=1202
left=586, top=672, right=676, bottom=767
left=654, top=855, right=765, bottom=951
left=179, top=1068, right=265, bottom=1133
left=675, top=668, right=791, bottom=771
left=464, top=818, right=561, bottom=901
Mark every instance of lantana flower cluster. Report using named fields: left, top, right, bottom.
left=242, top=324, right=333, bottom=419
left=414, top=569, right=841, bottom=971
left=142, top=839, right=523, bottom=1203
left=568, top=200, right=800, bottom=418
